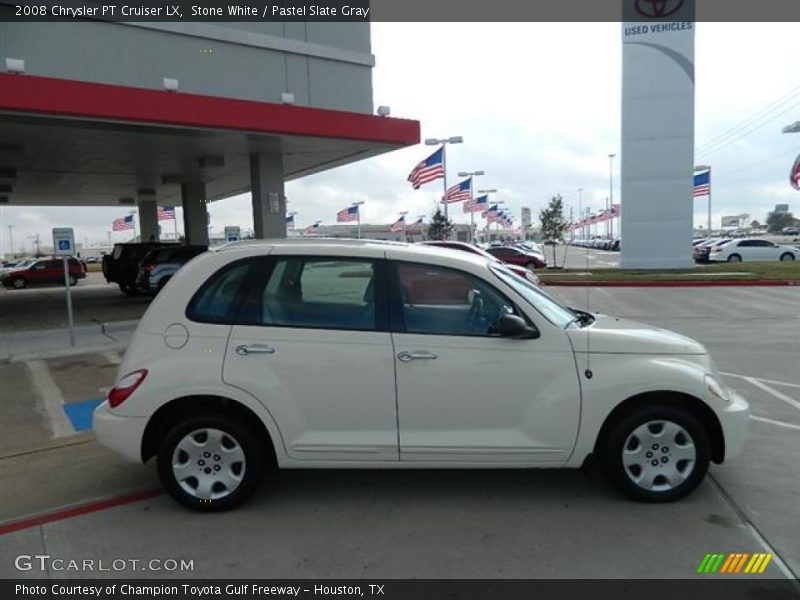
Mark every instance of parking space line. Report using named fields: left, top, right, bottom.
left=24, top=360, right=73, bottom=438
left=721, top=372, right=800, bottom=390
left=743, top=377, right=800, bottom=411
left=0, top=489, right=162, bottom=536
left=750, top=415, right=800, bottom=432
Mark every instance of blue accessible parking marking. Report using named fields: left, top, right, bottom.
left=63, top=398, right=104, bottom=432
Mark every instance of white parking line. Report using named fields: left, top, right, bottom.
left=749, top=415, right=800, bottom=432
left=743, top=377, right=800, bottom=411
left=24, top=360, right=73, bottom=438
left=720, top=372, right=800, bottom=390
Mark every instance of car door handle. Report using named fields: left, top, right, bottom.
left=397, top=351, right=438, bottom=362
left=235, top=344, right=276, bottom=356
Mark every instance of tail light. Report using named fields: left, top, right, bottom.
left=108, top=369, right=148, bottom=408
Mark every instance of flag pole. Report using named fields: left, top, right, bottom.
left=441, top=143, right=448, bottom=233
left=707, top=167, right=712, bottom=233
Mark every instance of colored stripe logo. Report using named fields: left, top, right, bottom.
left=697, top=553, right=773, bottom=574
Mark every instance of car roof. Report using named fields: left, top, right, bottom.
left=211, top=237, right=491, bottom=267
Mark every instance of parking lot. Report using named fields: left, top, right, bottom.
left=1, top=281, right=798, bottom=584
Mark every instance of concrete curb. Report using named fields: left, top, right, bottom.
left=542, top=280, right=800, bottom=287
left=5, top=341, right=129, bottom=363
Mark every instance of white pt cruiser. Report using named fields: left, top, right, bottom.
left=94, top=240, right=749, bottom=510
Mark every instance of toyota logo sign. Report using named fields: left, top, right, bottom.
left=635, top=0, right=685, bottom=18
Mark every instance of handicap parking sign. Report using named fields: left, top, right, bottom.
left=52, top=227, right=75, bottom=256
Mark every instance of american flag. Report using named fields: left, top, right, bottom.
left=483, top=204, right=500, bottom=222
left=790, top=153, right=800, bottom=191
left=463, top=194, right=488, bottom=213
left=693, top=170, right=711, bottom=197
left=112, top=214, right=134, bottom=231
left=337, top=205, right=359, bottom=222
left=157, top=206, right=175, bottom=221
left=304, top=222, right=320, bottom=235
left=389, top=215, right=405, bottom=233
left=444, top=178, right=472, bottom=204
left=286, top=214, right=295, bottom=230
left=407, top=148, right=444, bottom=189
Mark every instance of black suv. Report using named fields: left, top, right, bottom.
left=102, top=242, right=178, bottom=295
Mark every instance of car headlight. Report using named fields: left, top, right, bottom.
left=704, top=374, right=730, bottom=402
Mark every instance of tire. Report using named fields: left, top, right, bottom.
left=157, top=413, right=266, bottom=511
left=67, top=275, right=77, bottom=286
left=780, top=253, right=795, bottom=262
left=12, top=277, right=26, bottom=290
left=727, top=254, right=742, bottom=263
left=119, top=282, right=137, bottom=296
left=525, top=262, right=536, bottom=270
left=599, top=404, right=710, bottom=502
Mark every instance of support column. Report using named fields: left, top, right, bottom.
left=137, top=196, right=159, bottom=242
left=181, top=182, right=208, bottom=246
left=250, top=151, right=286, bottom=239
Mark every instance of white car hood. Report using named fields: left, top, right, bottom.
left=566, top=314, right=706, bottom=356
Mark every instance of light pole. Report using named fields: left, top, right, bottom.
left=425, top=136, right=463, bottom=238
left=577, top=188, right=584, bottom=239
left=694, top=164, right=712, bottom=233
left=608, top=154, right=616, bottom=239
left=458, top=170, right=484, bottom=242
left=7, top=225, right=13, bottom=257
left=352, top=201, right=365, bottom=239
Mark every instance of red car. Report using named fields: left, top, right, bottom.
left=420, top=241, right=540, bottom=285
left=485, top=245, right=547, bottom=269
left=1, top=257, right=86, bottom=289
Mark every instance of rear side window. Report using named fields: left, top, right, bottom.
left=239, top=257, right=378, bottom=331
left=186, top=261, right=252, bottom=324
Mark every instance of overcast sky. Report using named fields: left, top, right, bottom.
left=2, top=22, right=800, bottom=252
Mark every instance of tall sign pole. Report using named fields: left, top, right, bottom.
left=53, top=227, right=76, bottom=347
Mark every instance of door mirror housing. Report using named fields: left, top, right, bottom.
left=491, top=314, right=540, bottom=339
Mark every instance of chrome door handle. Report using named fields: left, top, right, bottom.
left=235, top=344, right=276, bottom=356
left=397, top=351, right=438, bottom=362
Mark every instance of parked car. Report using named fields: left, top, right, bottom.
left=0, top=257, right=86, bottom=289
left=94, top=239, right=749, bottom=511
left=419, top=241, right=540, bottom=285
left=708, top=238, right=800, bottom=263
left=485, top=245, right=546, bottom=269
left=103, top=242, right=178, bottom=295
left=136, top=245, right=208, bottom=295
left=693, top=238, right=731, bottom=263
left=780, top=227, right=799, bottom=236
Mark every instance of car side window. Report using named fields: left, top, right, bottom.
left=394, top=262, right=519, bottom=337
left=186, top=261, right=252, bottom=324
left=242, top=257, right=377, bottom=331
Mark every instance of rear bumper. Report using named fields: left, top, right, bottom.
left=94, top=401, right=148, bottom=463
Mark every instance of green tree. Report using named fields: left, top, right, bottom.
left=426, top=208, right=453, bottom=241
left=538, top=194, right=567, bottom=266
left=749, top=220, right=761, bottom=230
left=766, top=211, right=794, bottom=233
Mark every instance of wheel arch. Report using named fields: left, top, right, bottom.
left=141, top=395, right=278, bottom=467
left=592, top=391, right=725, bottom=464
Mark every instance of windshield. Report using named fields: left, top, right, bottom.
left=490, top=264, right=575, bottom=328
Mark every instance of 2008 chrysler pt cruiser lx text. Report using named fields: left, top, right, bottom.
left=94, top=239, right=749, bottom=511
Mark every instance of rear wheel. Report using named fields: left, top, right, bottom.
left=12, top=277, right=26, bottom=289
left=780, top=253, right=795, bottom=261
left=727, top=254, right=742, bottom=263
left=600, top=404, right=710, bottom=502
left=67, top=275, right=78, bottom=286
left=157, top=414, right=266, bottom=511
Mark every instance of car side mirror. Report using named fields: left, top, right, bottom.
left=491, top=314, right=540, bottom=339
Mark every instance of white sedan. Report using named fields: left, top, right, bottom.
left=94, top=239, right=749, bottom=510
left=708, top=238, right=800, bottom=262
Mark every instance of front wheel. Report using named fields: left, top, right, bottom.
left=780, top=253, right=795, bottom=261
left=67, top=275, right=78, bottom=286
left=157, top=414, right=266, bottom=511
left=119, top=282, right=138, bottom=296
left=12, top=277, right=26, bottom=289
left=600, top=405, right=710, bottom=502
left=727, top=254, right=742, bottom=263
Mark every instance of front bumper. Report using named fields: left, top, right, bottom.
left=93, top=401, right=149, bottom=463
left=718, top=389, right=750, bottom=462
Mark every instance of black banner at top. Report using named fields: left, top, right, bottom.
left=1, top=0, right=800, bottom=22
